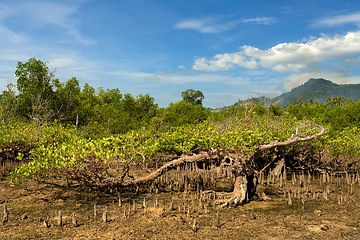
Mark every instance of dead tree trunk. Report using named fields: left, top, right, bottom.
left=221, top=124, right=327, bottom=207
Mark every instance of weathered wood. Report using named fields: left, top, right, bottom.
left=2, top=203, right=8, bottom=224
left=221, top=124, right=327, bottom=207
left=257, top=125, right=326, bottom=151
left=121, top=151, right=211, bottom=187
left=102, top=206, right=108, bottom=223
left=272, top=158, right=285, bottom=178
left=57, top=210, right=62, bottom=226
left=72, top=212, right=77, bottom=226
left=221, top=174, right=248, bottom=207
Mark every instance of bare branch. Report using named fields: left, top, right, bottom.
left=121, top=151, right=211, bottom=187
left=257, top=125, right=327, bottom=151
left=132, top=146, right=148, bottom=172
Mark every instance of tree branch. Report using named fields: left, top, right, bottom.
left=257, top=125, right=327, bottom=151
left=120, top=151, right=211, bottom=187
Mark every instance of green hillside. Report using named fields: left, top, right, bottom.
left=272, top=78, right=360, bottom=107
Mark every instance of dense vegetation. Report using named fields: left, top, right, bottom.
left=1, top=58, right=360, bottom=186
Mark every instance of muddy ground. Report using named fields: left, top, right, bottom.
left=1, top=171, right=360, bottom=240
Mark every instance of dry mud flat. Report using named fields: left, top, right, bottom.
left=1, top=174, right=360, bottom=240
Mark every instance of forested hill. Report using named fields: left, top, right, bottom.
left=272, top=78, right=360, bottom=107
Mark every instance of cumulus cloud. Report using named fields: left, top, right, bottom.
left=193, top=31, right=360, bottom=72
left=175, top=16, right=275, bottom=33
left=193, top=53, right=258, bottom=71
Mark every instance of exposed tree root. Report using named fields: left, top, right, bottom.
left=220, top=124, right=327, bottom=207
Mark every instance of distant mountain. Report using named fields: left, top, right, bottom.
left=212, top=78, right=360, bottom=112
left=271, top=78, right=360, bottom=107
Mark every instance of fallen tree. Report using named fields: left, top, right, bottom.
left=9, top=118, right=328, bottom=207
left=66, top=124, right=327, bottom=207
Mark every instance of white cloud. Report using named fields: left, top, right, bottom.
left=103, top=69, right=252, bottom=86
left=174, top=17, right=235, bottom=33
left=0, top=3, right=16, bottom=19
left=178, top=65, right=186, bottom=70
left=0, top=25, right=28, bottom=45
left=0, top=0, right=97, bottom=91
left=27, top=1, right=95, bottom=45
left=152, top=72, right=250, bottom=85
left=49, top=58, right=79, bottom=69
left=175, top=16, right=275, bottom=33
left=193, top=53, right=258, bottom=71
left=48, top=56, right=97, bottom=71
left=0, top=0, right=95, bottom=46
left=193, top=31, right=360, bottom=72
left=315, top=12, right=360, bottom=27
left=22, top=2, right=77, bottom=26
left=241, top=17, right=275, bottom=25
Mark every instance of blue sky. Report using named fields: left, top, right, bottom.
left=1, top=0, right=360, bottom=108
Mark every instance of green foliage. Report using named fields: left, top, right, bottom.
left=287, top=98, right=360, bottom=133
left=15, top=57, right=57, bottom=123
left=0, top=121, right=77, bottom=148
left=10, top=114, right=303, bottom=183
left=162, top=100, right=210, bottom=127
left=326, top=127, right=360, bottom=156
left=86, top=91, right=158, bottom=135
left=0, top=84, right=18, bottom=123
left=269, top=104, right=283, bottom=116
left=53, top=77, right=81, bottom=124
left=181, top=89, right=204, bottom=105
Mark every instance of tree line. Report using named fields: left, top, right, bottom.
left=1, top=57, right=360, bottom=136
left=0, top=58, right=211, bottom=135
